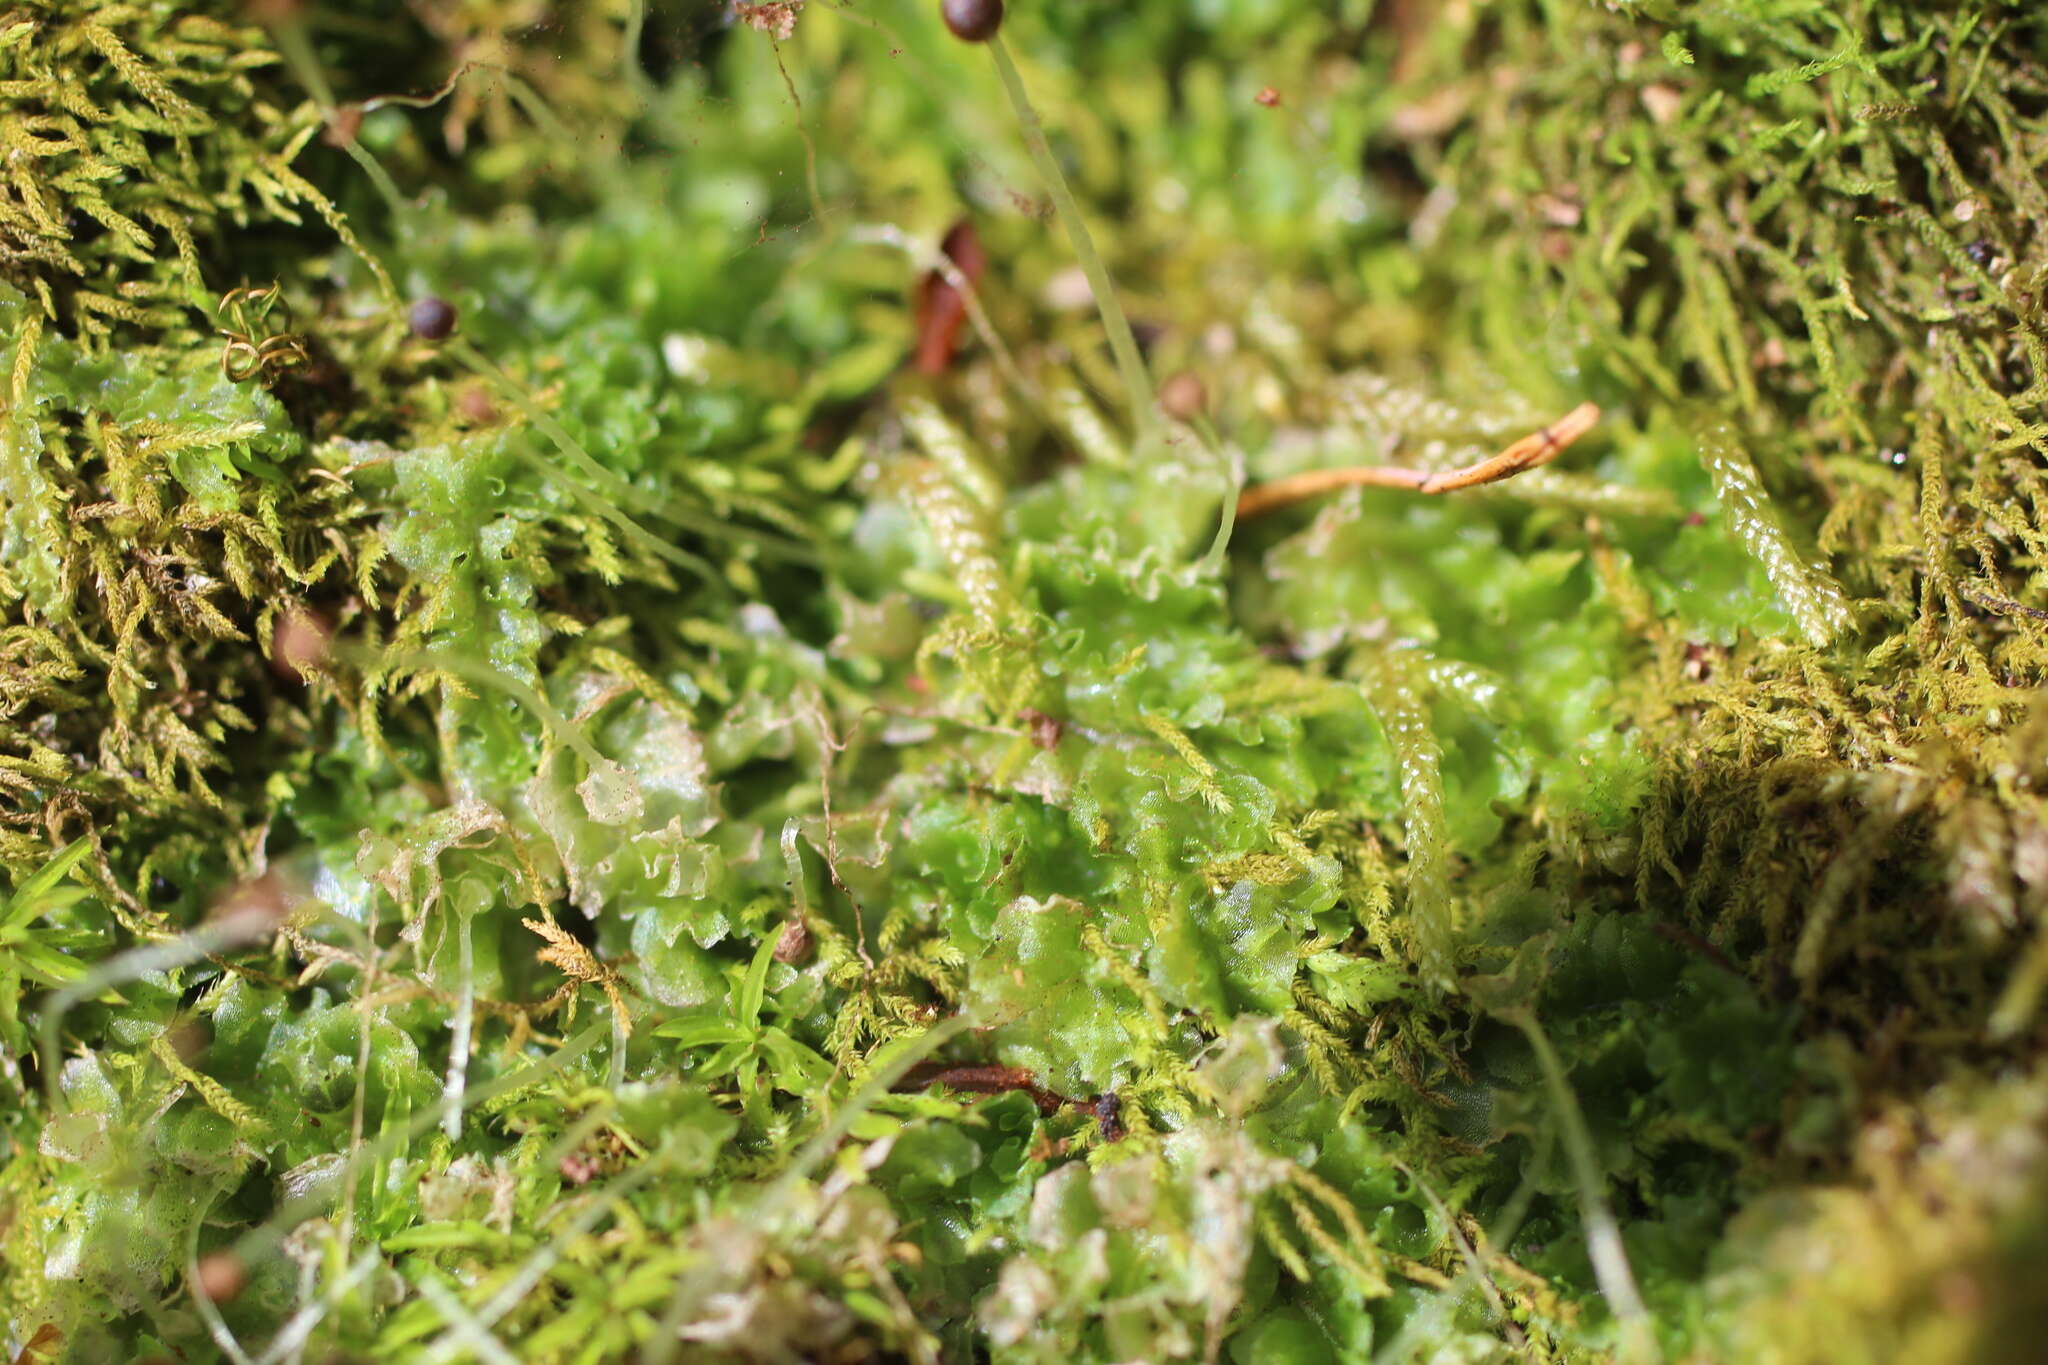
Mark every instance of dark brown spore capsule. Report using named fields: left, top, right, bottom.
left=941, top=0, right=1003, bottom=43
left=408, top=296, right=458, bottom=341
left=1093, top=1091, right=1124, bottom=1142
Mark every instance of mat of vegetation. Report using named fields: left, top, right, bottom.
left=4, top=1, right=2048, bottom=1361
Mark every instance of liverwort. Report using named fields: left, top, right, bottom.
left=376, top=645, right=644, bottom=826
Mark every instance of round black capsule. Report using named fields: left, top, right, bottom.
left=941, top=0, right=1002, bottom=42
left=408, top=296, right=458, bottom=341
left=1093, top=1091, right=1124, bottom=1142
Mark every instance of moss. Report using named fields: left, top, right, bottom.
left=4, top=0, right=2048, bottom=1361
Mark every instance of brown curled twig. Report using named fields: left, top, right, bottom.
left=1235, top=401, right=1602, bottom=520
left=893, top=1062, right=1068, bottom=1115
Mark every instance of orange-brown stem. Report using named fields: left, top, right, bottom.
left=1236, top=401, right=1601, bottom=520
